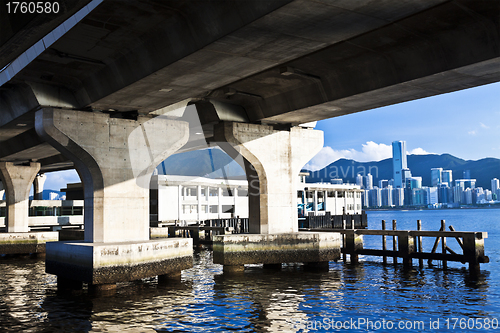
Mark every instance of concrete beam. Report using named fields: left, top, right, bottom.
left=35, top=108, right=189, bottom=242
left=0, top=0, right=93, bottom=69
left=0, top=162, right=40, bottom=232
left=214, top=122, right=323, bottom=234
left=218, top=0, right=500, bottom=124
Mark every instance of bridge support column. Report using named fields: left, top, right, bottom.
left=33, top=173, right=46, bottom=200
left=0, top=162, right=58, bottom=254
left=215, top=122, right=323, bottom=234
left=213, top=122, right=340, bottom=270
left=35, top=108, right=193, bottom=286
left=0, top=162, right=39, bottom=233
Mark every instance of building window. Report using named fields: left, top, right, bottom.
left=209, top=205, right=218, bottom=213
left=327, top=191, right=335, bottom=197
left=337, top=191, right=345, bottom=198
left=222, top=187, right=233, bottom=196
left=201, top=187, right=206, bottom=197
left=209, top=188, right=218, bottom=197
left=238, top=189, right=248, bottom=197
left=222, top=205, right=235, bottom=214
left=182, top=205, right=198, bottom=214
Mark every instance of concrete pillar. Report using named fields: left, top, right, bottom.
left=35, top=108, right=189, bottom=243
left=0, top=162, right=40, bottom=232
left=218, top=187, right=222, bottom=219
left=214, top=122, right=323, bottom=234
left=33, top=173, right=46, bottom=200
left=197, top=185, right=202, bottom=222
left=314, top=190, right=318, bottom=214
left=35, top=108, right=193, bottom=285
left=178, top=185, right=183, bottom=222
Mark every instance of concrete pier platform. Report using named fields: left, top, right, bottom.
left=0, top=231, right=58, bottom=254
left=46, top=238, right=193, bottom=285
left=213, top=232, right=341, bottom=268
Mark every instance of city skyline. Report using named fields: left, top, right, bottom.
left=360, top=140, right=499, bottom=208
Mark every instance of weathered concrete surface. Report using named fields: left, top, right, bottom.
left=213, top=233, right=341, bottom=266
left=215, top=122, right=323, bottom=234
left=35, top=108, right=189, bottom=243
left=150, top=227, right=169, bottom=239
left=0, top=162, right=40, bottom=232
left=45, top=238, right=193, bottom=284
left=0, top=231, right=58, bottom=254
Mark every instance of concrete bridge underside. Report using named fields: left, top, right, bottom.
left=0, top=0, right=499, bottom=285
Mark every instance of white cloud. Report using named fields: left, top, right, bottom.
left=304, top=141, right=392, bottom=171
left=480, top=122, right=490, bottom=129
left=468, top=130, right=476, bottom=135
left=408, top=148, right=430, bottom=155
left=304, top=141, right=433, bottom=171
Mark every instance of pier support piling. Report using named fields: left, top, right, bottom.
left=212, top=121, right=338, bottom=271
left=36, top=108, right=193, bottom=285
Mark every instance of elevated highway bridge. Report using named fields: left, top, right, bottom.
left=0, top=0, right=498, bottom=287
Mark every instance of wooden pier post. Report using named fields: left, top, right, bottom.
left=382, top=220, right=387, bottom=265
left=399, top=231, right=415, bottom=268
left=345, top=230, right=363, bottom=264
left=392, top=220, right=397, bottom=265
left=441, top=220, right=447, bottom=269
left=463, top=232, right=488, bottom=272
left=417, top=220, right=423, bottom=268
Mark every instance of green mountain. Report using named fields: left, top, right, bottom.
left=158, top=148, right=245, bottom=179
left=304, top=154, right=500, bottom=190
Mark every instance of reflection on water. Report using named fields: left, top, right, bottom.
left=0, top=249, right=496, bottom=333
left=0, top=209, right=499, bottom=332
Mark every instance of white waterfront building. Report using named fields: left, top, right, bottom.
left=150, top=173, right=362, bottom=223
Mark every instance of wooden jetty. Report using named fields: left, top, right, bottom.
left=162, top=218, right=249, bottom=245
left=300, top=219, right=489, bottom=272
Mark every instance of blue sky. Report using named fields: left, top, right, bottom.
left=43, top=82, right=500, bottom=190
left=305, top=81, right=500, bottom=170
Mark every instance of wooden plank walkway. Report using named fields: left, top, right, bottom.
left=300, top=219, right=489, bottom=272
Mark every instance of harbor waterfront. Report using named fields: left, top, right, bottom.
left=0, top=209, right=499, bottom=332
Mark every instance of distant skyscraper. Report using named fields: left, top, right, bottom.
left=442, top=170, right=452, bottom=185
left=492, top=178, right=499, bottom=194
left=402, top=168, right=412, bottom=187
left=392, top=188, right=404, bottom=206
left=356, top=174, right=363, bottom=188
left=406, top=177, right=422, bottom=189
left=379, top=179, right=389, bottom=188
left=364, top=173, right=373, bottom=190
left=463, top=170, right=471, bottom=180
left=431, top=168, right=443, bottom=187
left=392, top=141, right=407, bottom=188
